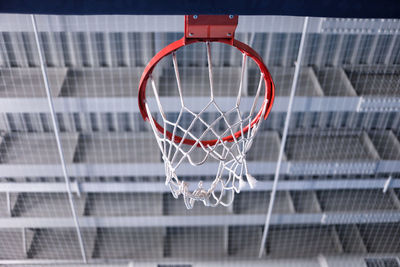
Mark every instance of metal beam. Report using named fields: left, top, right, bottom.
left=321, top=18, right=400, bottom=35
left=358, top=97, right=400, bottom=112
left=0, top=96, right=360, bottom=113
left=0, top=258, right=322, bottom=266
left=1, top=160, right=400, bottom=177
left=1, top=15, right=399, bottom=35
left=0, top=259, right=88, bottom=265
left=0, top=15, right=324, bottom=33
left=0, top=179, right=399, bottom=193
left=0, top=212, right=399, bottom=228
left=0, top=162, right=278, bottom=177
left=0, top=96, right=398, bottom=113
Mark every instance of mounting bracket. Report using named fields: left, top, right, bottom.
left=184, top=15, right=238, bottom=44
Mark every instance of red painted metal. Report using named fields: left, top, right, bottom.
left=185, top=15, right=238, bottom=43
left=138, top=16, right=275, bottom=147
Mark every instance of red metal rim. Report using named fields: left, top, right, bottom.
left=138, top=37, right=275, bottom=147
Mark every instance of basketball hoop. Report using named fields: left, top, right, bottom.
left=138, top=15, right=275, bottom=209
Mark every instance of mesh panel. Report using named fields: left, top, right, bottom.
left=0, top=14, right=399, bottom=266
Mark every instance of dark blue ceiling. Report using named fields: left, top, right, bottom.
left=0, top=0, right=399, bottom=18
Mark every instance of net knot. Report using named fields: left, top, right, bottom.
left=246, top=173, right=258, bottom=189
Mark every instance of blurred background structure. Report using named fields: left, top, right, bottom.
left=0, top=14, right=399, bottom=266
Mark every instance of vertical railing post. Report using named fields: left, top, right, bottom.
left=258, top=16, right=309, bottom=258
left=31, top=14, right=87, bottom=263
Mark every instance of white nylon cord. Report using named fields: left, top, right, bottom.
left=145, top=42, right=269, bottom=209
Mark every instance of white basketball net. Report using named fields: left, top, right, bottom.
left=144, top=42, right=268, bottom=209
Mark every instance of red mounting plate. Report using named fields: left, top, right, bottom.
left=185, top=15, right=238, bottom=44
